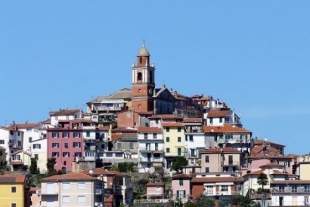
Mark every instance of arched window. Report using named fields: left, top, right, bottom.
left=137, top=72, right=142, bottom=81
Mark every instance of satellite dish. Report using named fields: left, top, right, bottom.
left=149, top=167, right=155, bottom=174
left=89, top=169, right=93, bottom=175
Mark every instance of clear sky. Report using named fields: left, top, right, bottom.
left=1, top=1, right=310, bottom=154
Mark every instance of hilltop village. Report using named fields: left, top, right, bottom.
left=1, top=45, right=310, bottom=207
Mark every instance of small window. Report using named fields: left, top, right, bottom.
left=178, top=137, right=181, bottom=142
left=205, top=167, right=209, bottom=173
left=62, top=196, right=70, bottom=203
left=78, top=183, right=85, bottom=190
left=11, top=187, right=16, bottom=193
left=177, top=127, right=181, bottom=132
left=144, top=133, right=148, bottom=139
left=166, top=137, right=170, bottom=142
left=153, top=133, right=157, bottom=139
left=177, top=148, right=182, bottom=156
left=34, top=154, right=39, bottom=160
left=219, top=117, right=223, bottom=123
left=62, top=183, right=70, bottom=190
left=62, top=132, right=69, bottom=138
left=166, top=148, right=170, bottom=153
left=77, top=196, right=85, bottom=203
left=64, top=143, right=68, bottom=148
left=179, top=179, right=184, bottom=186
left=0, top=140, right=4, bottom=144
left=189, top=135, right=194, bottom=141
left=210, top=118, right=213, bottom=123
left=73, top=132, right=80, bottom=138
left=185, top=135, right=188, bottom=141
left=205, top=155, right=209, bottom=163
left=29, top=137, right=32, bottom=143
left=166, top=127, right=170, bottom=132
left=129, top=142, right=134, bottom=149
left=86, top=132, right=90, bottom=137
left=11, top=204, right=16, bottom=207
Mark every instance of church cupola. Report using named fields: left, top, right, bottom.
left=137, top=44, right=150, bottom=67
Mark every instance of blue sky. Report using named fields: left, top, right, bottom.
left=1, top=1, right=310, bottom=154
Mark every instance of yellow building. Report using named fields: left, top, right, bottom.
left=0, top=174, right=26, bottom=207
left=162, top=122, right=185, bottom=168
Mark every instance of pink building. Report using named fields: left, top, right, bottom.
left=171, top=174, right=192, bottom=202
left=146, top=182, right=165, bottom=199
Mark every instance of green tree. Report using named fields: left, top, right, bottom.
left=170, top=157, right=187, bottom=172
left=229, top=195, right=260, bottom=207
left=195, top=195, right=215, bottom=207
left=257, top=173, right=268, bottom=190
left=184, top=201, right=197, bottom=207
left=29, top=158, right=38, bottom=174
left=117, top=162, right=136, bottom=172
left=46, top=158, right=56, bottom=174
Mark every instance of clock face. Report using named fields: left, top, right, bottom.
left=149, top=88, right=153, bottom=95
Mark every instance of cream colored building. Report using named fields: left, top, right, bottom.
left=11, top=150, right=31, bottom=171
left=41, top=172, right=104, bottom=207
left=200, top=147, right=241, bottom=173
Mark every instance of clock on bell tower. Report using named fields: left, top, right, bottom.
left=131, top=44, right=155, bottom=113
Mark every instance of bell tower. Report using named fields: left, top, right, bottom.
left=131, top=44, right=155, bottom=113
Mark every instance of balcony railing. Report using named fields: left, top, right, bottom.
left=139, top=147, right=164, bottom=152
left=223, top=161, right=239, bottom=166
left=97, top=106, right=122, bottom=111
left=272, top=187, right=310, bottom=193
left=139, top=158, right=164, bottom=162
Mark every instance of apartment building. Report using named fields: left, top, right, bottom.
left=0, top=174, right=26, bottom=207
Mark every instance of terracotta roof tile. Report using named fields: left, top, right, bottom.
left=172, top=174, right=193, bottom=179
left=271, top=180, right=310, bottom=184
left=203, top=124, right=250, bottom=133
left=207, top=110, right=231, bottom=118
left=146, top=182, right=165, bottom=186
left=183, top=118, right=202, bottom=123
left=14, top=123, right=40, bottom=129
left=246, top=170, right=265, bottom=175
left=0, top=174, right=26, bottom=183
left=50, top=109, right=81, bottom=116
left=138, top=127, right=162, bottom=133
left=81, top=168, right=115, bottom=176
left=162, top=122, right=184, bottom=127
left=191, top=176, right=243, bottom=183
left=42, top=172, right=97, bottom=181
left=260, top=163, right=284, bottom=168
left=255, top=140, right=285, bottom=147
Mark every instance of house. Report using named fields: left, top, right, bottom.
left=153, top=84, right=176, bottom=115
left=206, top=108, right=242, bottom=127
left=28, top=187, right=41, bottom=207
left=200, top=147, right=241, bottom=173
left=10, top=150, right=31, bottom=171
left=137, top=127, right=165, bottom=173
left=146, top=182, right=165, bottom=199
left=171, top=174, right=193, bottom=202
left=162, top=122, right=185, bottom=169
left=0, top=174, right=26, bottom=207
left=81, top=168, right=133, bottom=207
left=40, top=172, right=104, bottom=207
left=191, top=174, right=243, bottom=202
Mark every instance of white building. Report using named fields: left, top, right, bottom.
left=137, top=127, right=165, bottom=173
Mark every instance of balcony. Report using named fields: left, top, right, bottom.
left=41, top=189, right=59, bottom=195
left=204, top=191, right=242, bottom=196
left=223, top=161, right=239, bottom=166
left=97, top=106, right=122, bottom=111
left=140, top=157, right=164, bottom=162
left=139, top=147, right=164, bottom=153
left=272, top=187, right=310, bottom=193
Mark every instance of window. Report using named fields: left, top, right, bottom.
left=78, top=183, right=85, bottom=189
left=166, top=127, right=170, bottom=132
left=52, top=143, right=59, bottom=148
left=219, top=117, right=223, bottom=123
left=77, top=196, right=85, bottom=203
left=64, top=161, right=66, bottom=165
left=155, top=119, right=158, bottom=124
left=63, top=152, right=70, bottom=157
left=210, top=118, right=213, bottom=123
left=178, top=137, right=181, bottom=142
left=52, top=152, right=59, bottom=157
left=178, top=148, right=182, bottom=156
left=52, top=132, right=59, bottom=138
left=166, top=137, right=170, bottom=142
left=73, top=132, right=80, bottom=138
left=185, top=135, right=188, bottom=141
left=64, top=143, right=68, bottom=148
left=62, top=183, right=70, bottom=190
left=11, top=204, right=16, bottom=207
left=62, top=132, right=69, bottom=138
left=34, top=154, right=39, bottom=160
left=117, top=143, right=122, bottom=149
left=205, top=155, right=209, bottom=163
left=166, top=148, right=170, bottom=153
left=73, top=142, right=80, bottom=148
left=11, top=186, right=16, bottom=193
left=86, top=132, right=90, bottom=137
left=179, top=179, right=184, bottom=186
left=219, top=135, right=223, bottom=139
left=189, top=135, right=193, bottom=141
left=62, top=196, right=70, bottom=203
left=155, top=143, right=158, bottom=150
left=229, top=155, right=233, bottom=165
left=221, top=185, right=228, bottom=191
left=33, top=144, right=41, bottom=149
left=129, top=142, right=134, bottom=149
left=205, top=167, right=209, bottom=173
left=144, top=133, right=148, bottom=139
left=12, top=155, right=20, bottom=160
left=177, top=190, right=186, bottom=198
left=153, top=133, right=157, bottom=139
left=190, top=149, right=195, bottom=157
left=177, top=127, right=181, bottom=132
left=75, top=152, right=82, bottom=157
left=29, top=137, right=32, bottom=143
left=0, top=140, right=4, bottom=144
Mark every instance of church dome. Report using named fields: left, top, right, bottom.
left=137, top=45, right=150, bottom=56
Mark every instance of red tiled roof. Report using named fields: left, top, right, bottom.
left=251, top=145, right=281, bottom=156
left=14, top=123, right=40, bottom=129
left=138, top=127, right=162, bottom=133
left=207, top=110, right=231, bottom=118
left=81, top=168, right=115, bottom=176
left=11, top=162, right=23, bottom=165
left=203, top=124, right=250, bottom=133
left=255, top=140, right=285, bottom=147
left=50, top=109, right=81, bottom=116
left=71, top=119, right=92, bottom=124
left=271, top=180, right=310, bottom=184
left=172, top=174, right=193, bottom=180
left=0, top=174, right=26, bottom=183
left=260, top=163, right=284, bottom=168
left=42, top=172, right=97, bottom=181
left=146, top=182, right=165, bottom=186
left=200, top=147, right=241, bottom=154
left=162, top=122, right=184, bottom=127
left=246, top=170, right=265, bottom=175
left=191, top=176, right=243, bottom=183
left=149, top=115, right=183, bottom=120
left=183, top=118, right=202, bottom=123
